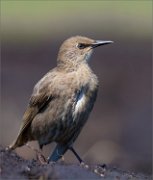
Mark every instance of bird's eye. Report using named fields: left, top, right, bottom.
left=77, top=43, right=86, bottom=49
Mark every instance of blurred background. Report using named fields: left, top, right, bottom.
left=1, top=1, right=152, bottom=174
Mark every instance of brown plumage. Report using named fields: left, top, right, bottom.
left=9, top=36, right=113, bottom=163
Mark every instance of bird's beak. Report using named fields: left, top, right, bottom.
left=91, top=40, right=114, bottom=48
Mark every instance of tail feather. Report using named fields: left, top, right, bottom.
left=9, top=107, right=36, bottom=150
left=9, top=127, right=30, bottom=150
left=9, top=134, right=27, bottom=150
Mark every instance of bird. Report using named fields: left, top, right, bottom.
left=9, top=36, right=113, bottom=164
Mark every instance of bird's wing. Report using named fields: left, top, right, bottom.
left=20, top=93, right=52, bottom=134
left=9, top=84, right=53, bottom=149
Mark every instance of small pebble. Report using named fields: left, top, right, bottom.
left=25, top=166, right=30, bottom=172
left=100, top=173, right=105, bottom=177
left=94, top=169, right=98, bottom=173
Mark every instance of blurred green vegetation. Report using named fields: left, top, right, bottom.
left=1, top=1, right=152, bottom=43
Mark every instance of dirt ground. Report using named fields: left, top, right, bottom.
left=0, top=146, right=151, bottom=180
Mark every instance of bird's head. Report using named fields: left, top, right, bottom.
left=57, top=36, right=113, bottom=68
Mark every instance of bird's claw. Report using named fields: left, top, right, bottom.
left=80, top=161, right=89, bottom=169
left=36, top=152, right=48, bottom=165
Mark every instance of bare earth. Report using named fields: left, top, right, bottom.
left=0, top=146, right=151, bottom=180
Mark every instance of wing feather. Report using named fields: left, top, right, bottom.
left=9, top=86, right=53, bottom=149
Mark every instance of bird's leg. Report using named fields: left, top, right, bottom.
left=26, top=144, right=47, bottom=164
left=68, top=146, right=83, bottom=163
left=69, top=146, right=106, bottom=176
left=47, top=143, right=68, bottom=163
left=68, top=147, right=89, bottom=169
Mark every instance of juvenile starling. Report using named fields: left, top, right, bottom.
left=9, top=36, right=113, bottom=163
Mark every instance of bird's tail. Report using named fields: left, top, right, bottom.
left=8, top=124, right=31, bottom=150
left=48, top=143, right=68, bottom=162
left=8, top=107, right=36, bottom=150
left=8, top=134, right=27, bottom=150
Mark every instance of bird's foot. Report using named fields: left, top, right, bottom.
left=25, top=143, right=47, bottom=165
left=80, top=161, right=107, bottom=177
left=61, top=155, right=65, bottom=162
left=59, top=155, right=65, bottom=165
left=36, top=152, right=48, bottom=165
left=93, top=164, right=107, bottom=177
left=80, top=161, right=89, bottom=169
left=46, top=158, right=56, bottom=166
